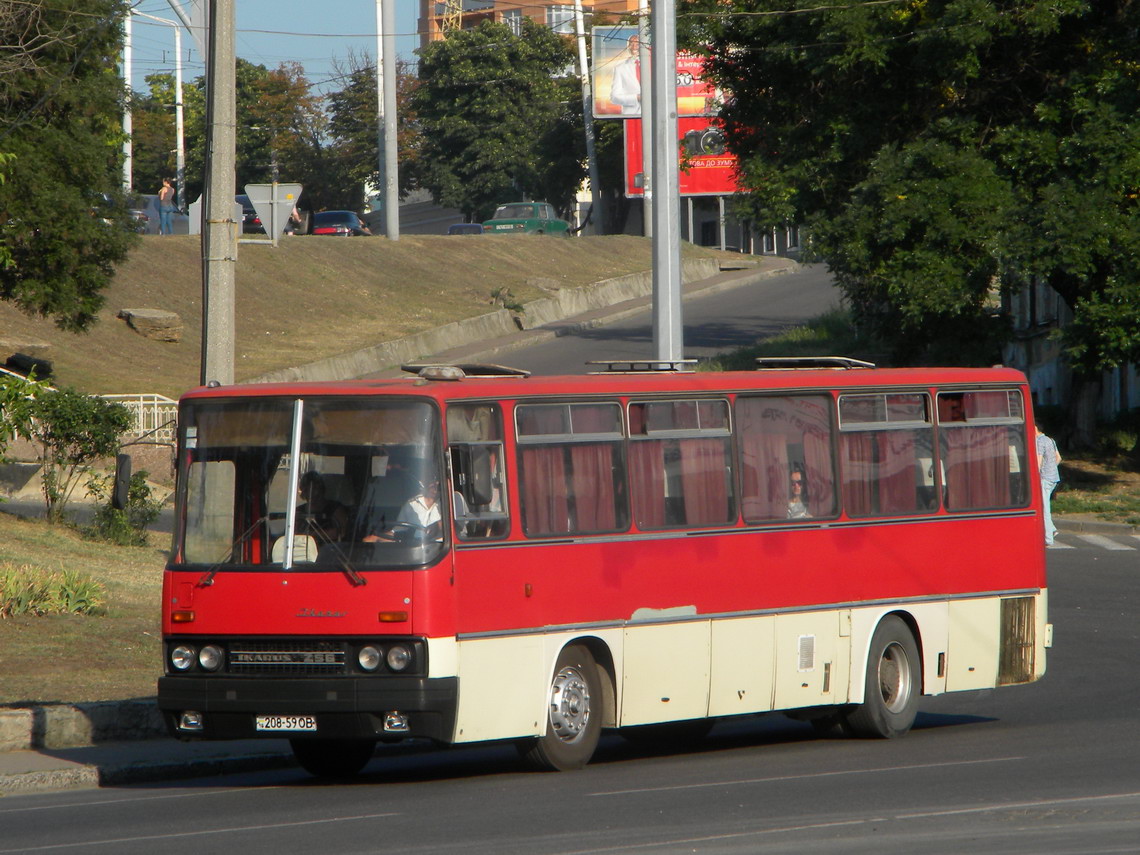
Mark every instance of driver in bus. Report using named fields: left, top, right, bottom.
left=362, top=478, right=442, bottom=542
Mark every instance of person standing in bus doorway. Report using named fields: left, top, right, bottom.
left=1036, top=423, right=1062, bottom=545
left=158, top=177, right=176, bottom=235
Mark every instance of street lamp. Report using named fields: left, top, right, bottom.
left=132, top=11, right=187, bottom=210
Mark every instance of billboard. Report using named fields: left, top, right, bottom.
left=624, top=117, right=740, bottom=197
left=592, top=25, right=722, bottom=119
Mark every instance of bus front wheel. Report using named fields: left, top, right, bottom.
left=290, top=738, right=375, bottom=778
left=846, top=616, right=921, bottom=739
left=519, top=644, right=602, bottom=771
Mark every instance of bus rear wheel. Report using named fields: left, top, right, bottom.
left=290, top=738, right=375, bottom=778
left=519, top=644, right=602, bottom=771
left=846, top=616, right=920, bottom=739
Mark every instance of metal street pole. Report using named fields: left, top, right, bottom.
left=121, top=12, right=132, bottom=191
left=574, top=0, right=602, bottom=234
left=133, top=11, right=186, bottom=211
left=638, top=0, right=652, bottom=238
left=650, top=0, right=683, bottom=363
left=376, top=0, right=399, bottom=239
left=200, top=0, right=237, bottom=386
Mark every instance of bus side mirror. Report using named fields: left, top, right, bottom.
left=469, top=447, right=494, bottom=507
left=112, top=453, right=132, bottom=510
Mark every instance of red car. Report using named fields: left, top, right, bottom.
left=311, top=210, right=371, bottom=236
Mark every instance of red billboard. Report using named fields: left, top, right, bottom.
left=624, top=117, right=740, bottom=197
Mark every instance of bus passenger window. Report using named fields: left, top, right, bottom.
left=737, top=395, right=836, bottom=523
left=629, top=399, right=734, bottom=529
left=448, top=404, right=509, bottom=539
left=938, top=390, right=1028, bottom=511
left=516, top=402, right=628, bottom=537
left=839, top=393, right=936, bottom=518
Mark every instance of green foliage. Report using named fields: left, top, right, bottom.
left=0, top=563, right=107, bottom=617
left=412, top=19, right=586, bottom=220
left=83, top=469, right=162, bottom=547
left=0, top=369, right=42, bottom=460
left=0, top=0, right=138, bottom=331
left=684, top=0, right=1140, bottom=373
left=326, top=58, right=420, bottom=209
left=24, top=387, right=132, bottom=524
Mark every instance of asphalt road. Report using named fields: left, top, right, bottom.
left=498, top=262, right=841, bottom=375
left=0, top=542, right=1135, bottom=854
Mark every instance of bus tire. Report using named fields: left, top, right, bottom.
left=519, top=644, right=602, bottom=771
left=846, top=616, right=920, bottom=739
left=290, top=738, right=375, bottom=778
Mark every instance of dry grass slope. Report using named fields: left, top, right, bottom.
left=1, top=234, right=701, bottom=399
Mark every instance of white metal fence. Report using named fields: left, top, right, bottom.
left=100, top=394, right=178, bottom=446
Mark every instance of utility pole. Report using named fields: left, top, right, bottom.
left=574, top=0, right=602, bottom=234
left=377, top=0, right=398, bottom=239
left=133, top=11, right=186, bottom=210
left=200, top=0, right=237, bottom=386
left=638, top=0, right=652, bottom=238
left=650, top=0, right=683, bottom=363
left=121, top=12, right=132, bottom=191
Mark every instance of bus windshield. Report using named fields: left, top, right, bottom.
left=174, top=396, right=444, bottom=571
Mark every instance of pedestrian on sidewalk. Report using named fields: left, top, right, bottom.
left=1036, top=423, right=1061, bottom=545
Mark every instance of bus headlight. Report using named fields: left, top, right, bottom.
left=386, top=644, right=412, bottom=672
left=171, top=645, right=196, bottom=671
left=198, top=644, right=224, bottom=671
left=358, top=645, right=382, bottom=671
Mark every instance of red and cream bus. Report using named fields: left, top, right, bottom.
left=158, top=360, right=1051, bottom=777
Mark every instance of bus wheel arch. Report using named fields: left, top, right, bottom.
left=846, top=614, right=922, bottom=739
left=519, top=641, right=607, bottom=771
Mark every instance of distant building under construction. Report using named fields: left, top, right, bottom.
left=418, top=1, right=640, bottom=49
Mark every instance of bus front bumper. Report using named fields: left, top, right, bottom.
left=157, top=675, right=458, bottom=743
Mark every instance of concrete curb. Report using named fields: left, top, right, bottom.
left=1054, top=517, right=1139, bottom=535
left=245, top=257, right=726, bottom=384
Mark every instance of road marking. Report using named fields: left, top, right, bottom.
left=1047, top=541, right=1074, bottom=549
left=589, top=756, right=1023, bottom=796
left=1076, top=533, right=1135, bottom=550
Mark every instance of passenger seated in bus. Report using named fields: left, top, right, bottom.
left=297, top=471, right=349, bottom=542
left=787, top=465, right=811, bottom=519
left=362, top=477, right=442, bottom=542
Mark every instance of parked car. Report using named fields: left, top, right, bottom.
left=482, top=201, right=571, bottom=236
left=310, top=210, right=371, bottom=236
left=447, top=223, right=484, bottom=235
left=235, top=194, right=263, bottom=234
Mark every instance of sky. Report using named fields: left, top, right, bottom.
left=127, top=0, right=422, bottom=95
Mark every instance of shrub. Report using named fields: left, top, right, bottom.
left=83, top=469, right=162, bottom=547
left=0, top=563, right=107, bottom=617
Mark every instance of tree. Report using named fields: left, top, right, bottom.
left=326, top=56, right=421, bottom=211
left=182, top=59, right=327, bottom=206
left=0, top=0, right=138, bottom=332
left=130, top=72, right=183, bottom=200
left=26, top=385, right=131, bottom=524
left=685, top=0, right=1140, bottom=440
left=411, top=19, right=585, bottom=221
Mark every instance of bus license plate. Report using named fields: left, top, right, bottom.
left=255, top=715, right=317, bottom=732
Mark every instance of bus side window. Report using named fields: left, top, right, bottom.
left=448, top=403, right=509, bottom=539
left=839, top=393, right=935, bottom=518
left=737, top=395, right=837, bottom=522
left=938, top=390, right=1028, bottom=511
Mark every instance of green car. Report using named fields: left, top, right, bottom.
left=482, top=202, right=571, bottom=235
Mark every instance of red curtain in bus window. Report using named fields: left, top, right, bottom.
left=680, top=438, right=731, bottom=525
left=630, top=440, right=667, bottom=528
left=965, top=391, right=1010, bottom=418
left=803, top=430, right=835, bottom=517
left=520, top=446, right=569, bottom=534
left=570, top=444, right=617, bottom=530
left=878, top=431, right=918, bottom=515
left=944, top=427, right=1011, bottom=509
left=841, top=432, right=875, bottom=516
left=740, top=432, right=787, bottom=521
